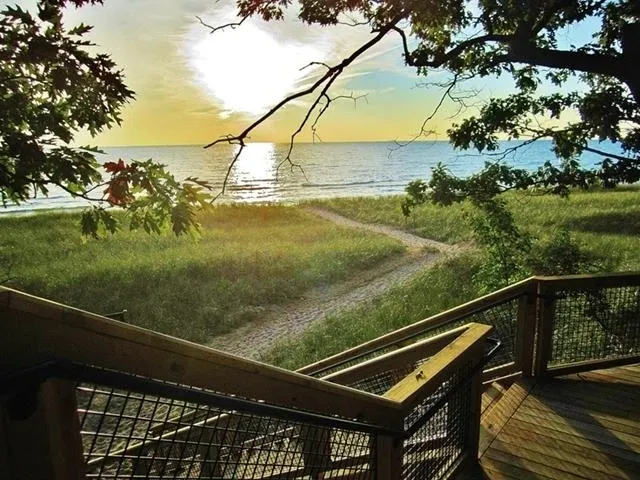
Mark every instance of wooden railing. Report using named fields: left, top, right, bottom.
left=301, top=272, right=640, bottom=383
left=0, top=287, right=491, bottom=480
left=1, top=271, right=639, bottom=479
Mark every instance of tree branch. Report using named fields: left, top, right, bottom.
left=205, top=16, right=404, bottom=196
left=196, top=15, right=248, bottom=33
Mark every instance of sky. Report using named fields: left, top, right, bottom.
left=11, top=0, right=592, bottom=146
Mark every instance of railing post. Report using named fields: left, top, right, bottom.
left=515, top=281, right=538, bottom=377
left=376, top=434, right=403, bottom=479
left=1, top=379, right=86, bottom=479
left=533, top=280, right=556, bottom=377
left=465, top=355, right=484, bottom=466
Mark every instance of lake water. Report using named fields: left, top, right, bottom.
left=2, top=140, right=615, bottom=213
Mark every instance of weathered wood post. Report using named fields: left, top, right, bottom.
left=1, top=379, right=86, bottom=479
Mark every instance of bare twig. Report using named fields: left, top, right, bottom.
left=196, top=15, right=248, bottom=34
left=204, top=16, right=405, bottom=197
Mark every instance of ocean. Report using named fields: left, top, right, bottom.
left=2, top=140, right=614, bottom=213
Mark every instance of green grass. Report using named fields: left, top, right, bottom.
left=263, top=254, right=482, bottom=370
left=0, top=204, right=404, bottom=343
left=263, top=187, right=640, bottom=368
left=312, top=187, right=640, bottom=269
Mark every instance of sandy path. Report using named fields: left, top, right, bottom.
left=208, top=208, right=462, bottom=359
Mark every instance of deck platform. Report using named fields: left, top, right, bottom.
left=473, top=364, right=640, bottom=479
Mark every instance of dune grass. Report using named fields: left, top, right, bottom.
left=263, top=253, right=481, bottom=370
left=311, top=187, right=640, bottom=269
left=0, top=204, right=404, bottom=343
left=264, top=187, right=640, bottom=369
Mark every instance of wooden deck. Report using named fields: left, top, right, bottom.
left=472, top=364, right=640, bottom=480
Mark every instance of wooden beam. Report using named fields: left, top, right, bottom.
left=322, top=326, right=468, bottom=386
left=547, top=355, right=640, bottom=377
left=376, top=434, right=403, bottom=480
left=514, top=281, right=537, bottom=377
left=0, top=288, right=402, bottom=429
left=1, top=379, right=86, bottom=480
left=536, top=271, right=640, bottom=290
left=300, top=279, right=533, bottom=376
left=533, top=282, right=555, bottom=378
left=482, top=363, right=519, bottom=384
left=383, top=323, right=493, bottom=408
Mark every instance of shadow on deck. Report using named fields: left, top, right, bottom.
left=470, top=364, right=640, bottom=479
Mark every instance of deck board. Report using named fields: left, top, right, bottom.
left=477, top=364, right=640, bottom=480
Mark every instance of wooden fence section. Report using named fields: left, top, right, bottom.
left=1, top=270, right=639, bottom=480
left=0, top=287, right=491, bottom=480
left=301, top=272, right=640, bottom=384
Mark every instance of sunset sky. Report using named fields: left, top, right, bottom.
left=15, top=0, right=590, bottom=146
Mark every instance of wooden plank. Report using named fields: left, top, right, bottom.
left=515, top=402, right=640, bottom=439
left=497, top=427, right=640, bottom=478
left=483, top=448, right=586, bottom=480
left=383, top=323, right=492, bottom=407
left=478, top=380, right=533, bottom=457
left=505, top=418, right=640, bottom=464
left=1, top=290, right=403, bottom=429
left=548, top=355, right=640, bottom=377
left=0, top=397, right=10, bottom=480
left=322, top=326, right=467, bottom=386
left=521, top=395, right=640, bottom=431
left=481, top=384, right=506, bottom=416
left=536, top=271, right=640, bottom=290
left=489, top=439, right=628, bottom=480
left=617, top=364, right=640, bottom=375
left=533, top=383, right=640, bottom=416
left=298, top=278, right=534, bottom=376
left=479, top=457, right=556, bottom=480
left=579, top=366, right=640, bottom=384
left=511, top=410, right=640, bottom=450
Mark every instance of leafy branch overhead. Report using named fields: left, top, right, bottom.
left=0, top=0, right=213, bottom=237
left=207, top=0, right=638, bottom=205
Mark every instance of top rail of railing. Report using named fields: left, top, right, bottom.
left=0, top=287, right=402, bottom=430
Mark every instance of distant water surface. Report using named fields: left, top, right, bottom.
left=2, top=140, right=619, bottom=213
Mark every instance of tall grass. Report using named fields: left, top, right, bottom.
left=263, top=254, right=481, bottom=370
left=312, top=187, right=640, bottom=269
left=0, top=204, right=404, bottom=343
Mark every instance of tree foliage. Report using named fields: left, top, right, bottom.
left=210, top=0, right=639, bottom=204
left=0, top=0, right=212, bottom=236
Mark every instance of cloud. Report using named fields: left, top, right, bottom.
left=183, top=2, right=411, bottom=118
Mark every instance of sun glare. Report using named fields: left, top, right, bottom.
left=189, top=23, right=324, bottom=117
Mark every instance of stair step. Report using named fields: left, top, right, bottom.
left=481, top=382, right=507, bottom=417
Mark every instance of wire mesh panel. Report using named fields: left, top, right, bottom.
left=402, top=365, right=472, bottom=480
left=76, top=379, right=377, bottom=479
left=549, top=285, right=640, bottom=366
left=312, top=295, right=522, bottom=379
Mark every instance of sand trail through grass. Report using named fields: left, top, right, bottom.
left=209, top=207, right=465, bottom=358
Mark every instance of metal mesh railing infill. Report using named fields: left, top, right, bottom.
left=548, top=285, right=640, bottom=367
left=310, top=293, right=522, bottom=379
left=401, top=364, right=472, bottom=480
left=3, top=362, right=385, bottom=480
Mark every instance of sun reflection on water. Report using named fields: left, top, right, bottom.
left=229, top=143, right=278, bottom=201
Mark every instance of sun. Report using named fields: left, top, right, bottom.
left=188, top=21, right=324, bottom=117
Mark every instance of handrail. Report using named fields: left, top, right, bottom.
left=322, top=326, right=469, bottom=387
left=0, top=287, right=402, bottom=430
left=299, top=277, right=534, bottom=377
left=384, top=323, right=493, bottom=407
left=0, top=360, right=401, bottom=437
left=403, top=337, right=501, bottom=438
